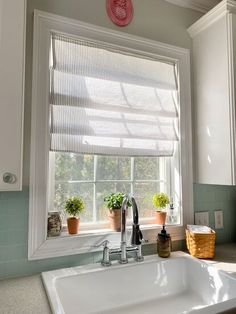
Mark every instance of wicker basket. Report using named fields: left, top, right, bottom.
left=185, top=229, right=216, bottom=259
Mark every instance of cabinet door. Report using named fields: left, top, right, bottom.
left=0, top=0, right=26, bottom=190
left=189, top=13, right=235, bottom=185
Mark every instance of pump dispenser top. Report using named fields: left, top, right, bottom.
left=159, top=225, right=168, bottom=237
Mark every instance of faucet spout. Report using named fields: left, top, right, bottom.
left=131, top=196, right=139, bottom=225
left=119, top=195, right=130, bottom=264
left=119, top=195, right=144, bottom=264
left=121, top=194, right=129, bottom=243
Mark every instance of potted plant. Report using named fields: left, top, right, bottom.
left=65, top=196, right=85, bottom=234
left=104, top=192, right=131, bottom=231
left=152, top=192, right=170, bottom=225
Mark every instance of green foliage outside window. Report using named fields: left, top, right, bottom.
left=52, top=152, right=164, bottom=223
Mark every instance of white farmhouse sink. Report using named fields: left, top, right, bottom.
left=42, top=252, right=236, bottom=314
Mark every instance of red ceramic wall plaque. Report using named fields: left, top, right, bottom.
left=106, top=0, right=134, bottom=27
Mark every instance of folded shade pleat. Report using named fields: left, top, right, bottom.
left=51, top=134, right=175, bottom=157
left=52, top=35, right=178, bottom=90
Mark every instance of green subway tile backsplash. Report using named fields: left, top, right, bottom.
left=0, top=184, right=235, bottom=279
left=193, top=184, right=236, bottom=243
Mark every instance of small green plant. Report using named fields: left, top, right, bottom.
left=104, top=192, right=132, bottom=210
left=152, top=192, right=169, bottom=211
left=65, top=196, right=85, bottom=217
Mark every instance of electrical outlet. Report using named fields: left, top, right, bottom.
left=194, top=212, right=209, bottom=226
left=214, top=210, right=223, bottom=229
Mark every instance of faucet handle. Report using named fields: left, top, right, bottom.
left=93, top=240, right=109, bottom=249
left=93, top=240, right=111, bottom=267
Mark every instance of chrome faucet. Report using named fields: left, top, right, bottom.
left=98, top=195, right=144, bottom=266
left=120, top=195, right=144, bottom=263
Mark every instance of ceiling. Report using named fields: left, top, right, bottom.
left=165, top=0, right=222, bottom=13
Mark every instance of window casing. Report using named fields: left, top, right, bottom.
left=29, top=10, right=193, bottom=260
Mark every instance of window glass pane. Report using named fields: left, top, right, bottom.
left=97, top=156, right=130, bottom=180
left=166, top=206, right=180, bottom=225
left=54, top=182, right=93, bottom=223
left=50, top=152, right=176, bottom=228
left=133, top=182, right=161, bottom=218
left=55, top=152, right=94, bottom=181
left=134, top=157, right=159, bottom=180
left=96, top=182, right=131, bottom=221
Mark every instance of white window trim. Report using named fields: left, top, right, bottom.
left=28, top=10, right=193, bottom=260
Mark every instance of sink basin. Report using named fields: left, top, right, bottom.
left=42, top=252, right=236, bottom=314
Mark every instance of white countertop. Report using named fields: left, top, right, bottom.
left=0, top=243, right=236, bottom=314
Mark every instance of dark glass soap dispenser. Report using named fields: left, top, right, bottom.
left=157, top=225, right=171, bottom=258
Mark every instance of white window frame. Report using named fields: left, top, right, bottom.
left=28, top=10, right=193, bottom=260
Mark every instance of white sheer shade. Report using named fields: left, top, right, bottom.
left=50, top=34, right=179, bottom=156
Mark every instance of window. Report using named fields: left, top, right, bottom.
left=48, top=33, right=180, bottom=231
left=49, top=153, right=177, bottom=229
left=29, top=10, right=193, bottom=260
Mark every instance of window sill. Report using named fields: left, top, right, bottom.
left=52, top=222, right=182, bottom=238
left=55, top=220, right=180, bottom=236
left=29, top=224, right=186, bottom=260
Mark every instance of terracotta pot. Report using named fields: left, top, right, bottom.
left=67, top=217, right=80, bottom=234
left=108, top=209, right=121, bottom=231
left=155, top=211, right=167, bottom=225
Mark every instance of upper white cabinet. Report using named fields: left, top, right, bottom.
left=188, top=0, right=236, bottom=185
left=0, top=0, right=26, bottom=190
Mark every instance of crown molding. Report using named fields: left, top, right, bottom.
left=188, top=0, right=236, bottom=37
left=165, top=0, right=221, bottom=13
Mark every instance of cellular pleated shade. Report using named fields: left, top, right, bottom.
left=50, top=34, right=179, bottom=156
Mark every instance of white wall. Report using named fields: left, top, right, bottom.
left=23, top=0, right=203, bottom=185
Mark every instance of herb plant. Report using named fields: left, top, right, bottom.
left=152, top=192, right=169, bottom=210
left=65, top=196, right=85, bottom=217
left=104, top=192, right=131, bottom=210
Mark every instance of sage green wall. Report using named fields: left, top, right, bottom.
left=194, top=184, right=236, bottom=243
left=0, top=0, right=215, bottom=280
